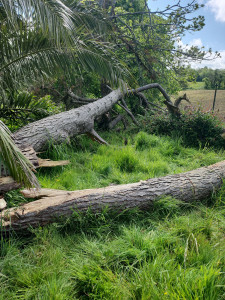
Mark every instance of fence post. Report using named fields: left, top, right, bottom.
left=212, top=83, right=218, bottom=111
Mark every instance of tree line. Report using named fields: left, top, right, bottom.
left=189, top=67, right=225, bottom=90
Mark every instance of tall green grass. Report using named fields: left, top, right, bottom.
left=186, top=81, right=205, bottom=90
left=37, top=132, right=225, bottom=191
left=1, top=192, right=225, bottom=299
left=1, top=132, right=225, bottom=299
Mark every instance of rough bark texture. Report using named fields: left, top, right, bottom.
left=108, top=114, right=124, bottom=129
left=1, top=160, right=225, bottom=232
left=0, top=177, right=20, bottom=194
left=14, top=84, right=178, bottom=152
left=14, top=89, right=123, bottom=151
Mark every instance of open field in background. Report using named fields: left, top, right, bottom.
left=175, top=89, right=225, bottom=121
left=187, top=81, right=205, bottom=90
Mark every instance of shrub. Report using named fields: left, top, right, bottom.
left=141, top=108, right=225, bottom=149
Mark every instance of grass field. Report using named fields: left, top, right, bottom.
left=1, top=133, right=225, bottom=299
left=187, top=81, right=205, bottom=90
left=176, top=89, right=225, bottom=121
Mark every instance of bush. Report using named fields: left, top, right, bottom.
left=141, top=108, right=225, bottom=149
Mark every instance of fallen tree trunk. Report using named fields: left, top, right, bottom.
left=14, top=84, right=178, bottom=152
left=1, top=160, right=225, bottom=232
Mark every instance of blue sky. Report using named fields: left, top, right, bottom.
left=148, top=0, right=225, bottom=69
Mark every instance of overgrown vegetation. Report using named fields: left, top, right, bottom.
left=1, top=0, right=225, bottom=298
left=1, top=181, right=225, bottom=299
left=34, top=132, right=225, bottom=192
left=141, top=109, right=225, bottom=148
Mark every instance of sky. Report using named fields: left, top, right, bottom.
left=148, top=0, right=225, bottom=69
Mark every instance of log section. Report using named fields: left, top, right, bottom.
left=1, top=160, right=225, bottom=232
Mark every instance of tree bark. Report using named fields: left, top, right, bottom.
left=108, top=114, right=124, bottom=129
left=14, top=89, right=123, bottom=151
left=14, top=84, right=178, bottom=152
left=1, top=160, right=225, bottom=232
left=0, top=177, right=20, bottom=194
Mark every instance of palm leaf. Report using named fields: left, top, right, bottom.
left=1, top=0, right=75, bottom=46
left=0, top=120, right=39, bottom=188
left=0, top=21, right=130, bottom=96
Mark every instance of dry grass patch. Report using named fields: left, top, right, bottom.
left=176, top=90, right=225, bottom=121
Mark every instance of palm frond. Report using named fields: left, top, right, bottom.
left=1, top=0, right=76, bottom=46
left=0, top=21, right=130, bottom=96
left=0, top=92, right=52, bottom=127
left=0, top=25, right=74, bottom=96
left=68, top=0, right=111, bottom=35
left=0, top=120, right=39, bottom=188
left=77, top=38, right=133, bottom=87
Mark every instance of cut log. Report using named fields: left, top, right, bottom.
left=14, top=84, right=178, bottom=152
left=1, top=160, right=225, bottom=232
left=0, top=177, right=20, bottom=194
left=0, top=197, right=7, bottom=211
left=38, top=158, right=70, bottom=168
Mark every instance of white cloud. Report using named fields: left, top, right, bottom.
left=190, top=50, right=225, bottom=69
left=177, top=38, right=225, bottom=69
left=177, top=38, right=204, bottom=50
left=207, top=0, right=225, bottom=22
left=189, top=38, right=203, bottom=48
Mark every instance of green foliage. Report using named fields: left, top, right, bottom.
left=4, top=190, right=28, bottom=208
left=135, top=132, right=160, bottom=150
left=1, top=92, right=65, bottom=130
left=189, top=67, right=225, bottom=90
left=1, top=132, right=225, bottom=298
left=115, top=148, right=140, bottom=173
left=0, top=0, right=130, bottom=106
left=0, top=0, right=131, bottom=188
left=1, top=189, right=225, bottom=299
left=142, top=108, right=225, bottom=148
left=187, top=81, right=205, bottom=90
left=36, top=132, right=225, bottom=192
left=0, top=121, right=39, bottom=188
